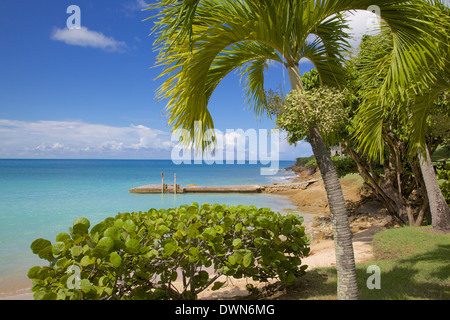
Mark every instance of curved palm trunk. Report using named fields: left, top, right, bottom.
left=288, top=64, right=358, bottom=300
left=308, top=126, right=359, bottom=300
left=419, top=146, right=450, bottom=232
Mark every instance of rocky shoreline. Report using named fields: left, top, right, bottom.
left=306, top=202, right=401, bottom=243
left=274, top=165, right=400, bottom=244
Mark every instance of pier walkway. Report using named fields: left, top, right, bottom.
left=129, top=179, right=321, bottom=194
left=129, top=184, right=263, bottom=194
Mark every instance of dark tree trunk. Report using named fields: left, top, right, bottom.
left=346, top=136, right=430, bottom=227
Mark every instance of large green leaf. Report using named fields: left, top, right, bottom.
left=104, top=227, right=121, bottom=240
left=52, top=242, right=66, bottom=256
left=56, top=233, right=71, bottom=243
left=232, top=238, right=242, bottom=249
left=243, top=251, right=254, bottom=268
left=80, top=279, right=92, bottom=294
left=163, top=241, right=177, bottom=256
left=73, top=217, right=90, bottom=235
left=70, top=246, right=83, bottom=257
left=125, top=239, right=141, bottom=254
left=30, top=238, right=53, bottom=261
left=92, top=237, right=114, bottom=258
left=30, top=239, right=51, bottom=255
left=123, top=219, right=136, bottom=233
left=109, top=252, right=122, bottom=268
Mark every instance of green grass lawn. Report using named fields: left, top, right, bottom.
left=292, top=227, right=450, bottom=300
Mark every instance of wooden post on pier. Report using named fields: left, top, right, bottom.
left=174, top=173, right=177, bottom=194
left=161, top=172, right=164, bottom=194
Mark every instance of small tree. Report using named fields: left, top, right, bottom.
left=268, top=85, right=361, bottom=298
left=270, top=86, right=349, bottom=147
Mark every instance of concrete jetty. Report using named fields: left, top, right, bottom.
left=129, top=184, right=264, bottom=194
left=129, top=179, right=321, bottom=194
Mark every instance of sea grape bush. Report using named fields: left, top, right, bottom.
left=28, top=203, right=310, bottom=300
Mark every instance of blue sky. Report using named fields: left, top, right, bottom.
left=0, top=1, right=379, bottom=160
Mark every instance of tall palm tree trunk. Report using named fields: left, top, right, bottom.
left=288, top=64, right=359, bottom=300
left=308, top=126, right=359, bottom=300
left=419, top=146, right=450, bottom=232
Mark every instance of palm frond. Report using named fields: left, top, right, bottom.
left=150, top=0, right=447, bottom=153
left=353, top=0, right=449, bottom=160
left=353, top=91, right=386, bottom=161
left=301, top=13, right=351, bottom=88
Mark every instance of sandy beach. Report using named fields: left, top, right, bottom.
left=0, top=172, right=385, bottom=300
left=195, top=228, right=376, bottom=300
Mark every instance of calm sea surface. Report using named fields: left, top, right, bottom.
left=0, top=159, right=298, bottom=284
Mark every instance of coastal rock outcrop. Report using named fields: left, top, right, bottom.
left=262, top=179, right=321, bottom=193
left=306, top=209, right=401, bottom=244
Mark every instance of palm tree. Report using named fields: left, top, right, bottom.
left=148, top=0, right=441, bottom=299
left=354, top=0, right=450, bottom=232
left=410, top=1, right=449, bottom=232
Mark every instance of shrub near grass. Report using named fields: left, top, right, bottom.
left=28, top=203, right=310, bottom=300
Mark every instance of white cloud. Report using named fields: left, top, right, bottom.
left=278, top=132, right=313, bottom=160
left=125, top=0, right=149, bottom=11
left=171, top=127, right=312, bottom=162
left=0, top=119, right=312, bottom=160
left=135, top=0, right=149, bottom=9
left=344, top=10, right=381, bottom=49
left=51, top=27, right=127, bottom=52
left=34, top=142, right=67, bottom=152
left=0, top=119, right=172, bottom=159
left=129, top=125, right=173, bottom=150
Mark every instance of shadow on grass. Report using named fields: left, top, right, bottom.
left=359, top=243, right=450, bottom=300
left=356, top=242, right=449, bottom=300
left=270, top=270, right=338, bottom=300
left=286, top=244, right=449, bottom=300
left=397, top=244, right=450, bottom=281
left=356, top=266, right=448, bottom=300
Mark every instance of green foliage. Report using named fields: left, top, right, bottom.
left=266, top=69, right=322, bottom=116
left=433, top=145, right=450, bottom=162
left=273, top=87, right=350, bottom=145
left=429, top=92, right=450, bottom=145
left=331, top=156, right=358, bottom=178
left=301, top=69, right=321, bottom=91
left=28, top=203, right=310, bottom=300
left=295, top=155, right=357, bottom=178
left=437, top=163, right=450, bottom=205
left=295, top=155, right=316, bottom=168
left=148, top=0, right=368, bottom=149
left=351, top=3, right=450, bottom=160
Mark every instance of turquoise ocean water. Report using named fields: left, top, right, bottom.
left=0, top=159, right=299, bottom=289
